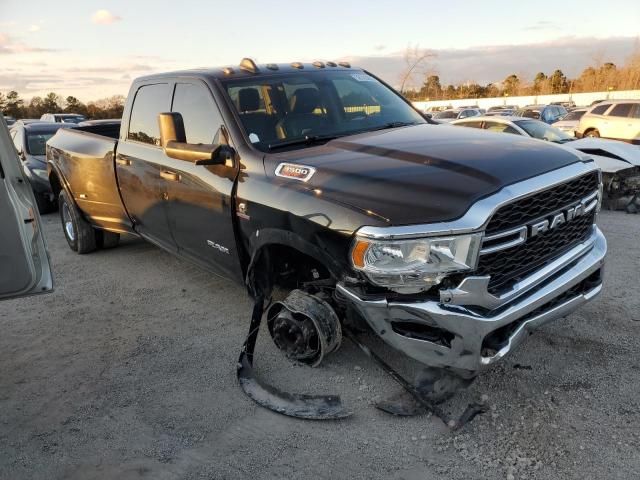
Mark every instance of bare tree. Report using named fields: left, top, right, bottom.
left=398, top=44, right=435, bottom=94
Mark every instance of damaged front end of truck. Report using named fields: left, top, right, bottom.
left=236, top=160, right=606, bottom=425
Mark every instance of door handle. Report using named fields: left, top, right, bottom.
left=116, top=157, right=131, bottom=166
left=160, top=170, right=180, bottom=181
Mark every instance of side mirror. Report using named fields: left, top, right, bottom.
left=157, top=112, right=234, bottom=166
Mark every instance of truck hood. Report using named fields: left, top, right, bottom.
left=267, top=124, right=584, bottom=226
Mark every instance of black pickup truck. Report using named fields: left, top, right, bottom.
left=47, top=59, right=606, bottom=419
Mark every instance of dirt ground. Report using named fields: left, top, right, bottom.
left=1, top=210, right=638, bottom=480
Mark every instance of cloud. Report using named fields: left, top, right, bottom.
left=342, top=36, right=639, bottom=88
left=373, top=44, right=386, bottom=52
left=91, top=10, right=122, bottom=25
left=0, top=32, right=55, bottom=54
left=28, top=25, right=40, bottom=33
left=524, top=20, right=561, bottom=31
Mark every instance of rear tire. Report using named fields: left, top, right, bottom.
left=585, top=129, right=600, bottom=138
left=58, top=190, right=97, bottom=254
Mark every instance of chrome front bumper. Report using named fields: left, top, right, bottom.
left=337, top=226, right=606, bottom=377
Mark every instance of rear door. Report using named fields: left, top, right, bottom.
left=162, top=81, right=243, bottom=281
left=116, top=83, right=177, bottom=252
left=0, top=117, right=53, bottom=300
left=607, top=103, right=636, bottom=140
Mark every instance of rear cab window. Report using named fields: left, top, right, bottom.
left=127, top=83, right=172, bottom=146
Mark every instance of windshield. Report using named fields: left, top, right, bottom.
left=222, top=70, right=425, bottom=151
left=433, top=110, right=458, bottom=119
left=562, top=110, right=586, bottom=121
left=517, top=109, right=541, bottom=120
left=26, top=133, right=55, bottom=155
left=515, top=120, right=574, bottom=143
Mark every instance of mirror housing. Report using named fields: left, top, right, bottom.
left=157, top=112, right=234, bottom=166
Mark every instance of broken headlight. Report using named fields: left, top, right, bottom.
left=350, top=233, right=482, bottom=291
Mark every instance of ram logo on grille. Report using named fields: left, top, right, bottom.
left=528, top=201, right=590, bottom=238
left=481, top=189, right=599, bottom=255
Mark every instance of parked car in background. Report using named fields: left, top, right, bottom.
left=551, top=101, right=576, bottom=109
left=451, top=115, right=575, bottom=143
left=432, top=108, right=482, bottom=122
left=485, top=108, right=516, bottom=117
left=40, top=113, right=86, bottom=124
left=452, top=115, right=639, bottom=211
left=487, top=105, right=518, bottom=112
left=3, top=115, right=16, bottom=126
left=514, top=104, right=567, bottom=124
left=567, top=137, right=640, bottom=212
left=575, top=100, right=640, bottom=144
left=17, top=119, right=43, bottom=125
left=9, top=121, right=76, bottom=212
left=553, top=108, right=587, bottom=135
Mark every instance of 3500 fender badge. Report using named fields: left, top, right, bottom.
left=275, top=163, right=316, bottom=182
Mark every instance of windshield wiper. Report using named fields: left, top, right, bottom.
left=268, top=134, right=344, bottom=151
left=368, top=121, right=420, bottom=132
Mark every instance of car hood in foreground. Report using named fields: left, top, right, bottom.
left=267, top=124, right=584, bottom=226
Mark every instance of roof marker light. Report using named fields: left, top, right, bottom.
left=326, top=61, right=337, bottom=67
left=291, top=62, right=304, bottom=69
left=239, top=58, right=259, bottom=73
left=312, top=61, right=325, bottom=68
left=338, top=61, right=351, bottom=68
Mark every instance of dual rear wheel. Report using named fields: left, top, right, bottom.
left=58, top=190, right=120, bottom=254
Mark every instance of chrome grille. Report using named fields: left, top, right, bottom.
left=477, top=172, right=599, bottom=294
left=485, top=171, right=599, bottom=235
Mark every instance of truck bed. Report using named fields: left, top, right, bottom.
left=47, top=128, right=134, bottom=234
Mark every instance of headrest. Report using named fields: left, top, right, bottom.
left=238, top=88, right=260, bottom=112
left=289, top=88, right=320, bottom=114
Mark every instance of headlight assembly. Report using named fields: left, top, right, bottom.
left=350, top=233, right=482, bottom=291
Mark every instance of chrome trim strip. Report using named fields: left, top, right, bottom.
left=441, top=227, right=598, bottom=309
left=356, top=161, right=600, bottom=240
left=480, top=226, right=527, bottom=255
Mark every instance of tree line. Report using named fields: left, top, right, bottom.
left=0, top=91, right=125, bottom=120
left=402, top=51, right=640, bottom=101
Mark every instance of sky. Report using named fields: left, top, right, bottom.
left=1, top=0, right=639, bottom=101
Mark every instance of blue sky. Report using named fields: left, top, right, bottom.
left=1, top=0, right=639, bottom=99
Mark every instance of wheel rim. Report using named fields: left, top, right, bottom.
left=62, top=203, right=75, bottom=241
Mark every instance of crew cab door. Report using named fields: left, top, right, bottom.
left=116, top=83, right=177, bottom=252
left=0, top=117, right=53, bottom=300
left=162, top=81, right=243, bottom=281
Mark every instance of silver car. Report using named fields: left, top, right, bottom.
left=451, top=115, right=575, bottom=144
left=432, top=108, right=482, bottom=123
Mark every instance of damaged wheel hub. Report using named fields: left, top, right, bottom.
left=267, top=289, right=342, bottom=367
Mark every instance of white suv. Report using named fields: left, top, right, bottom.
left=576, top=100, right=640, bottom=144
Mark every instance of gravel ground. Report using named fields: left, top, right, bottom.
left=1, top=210, right=639, bottom=480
